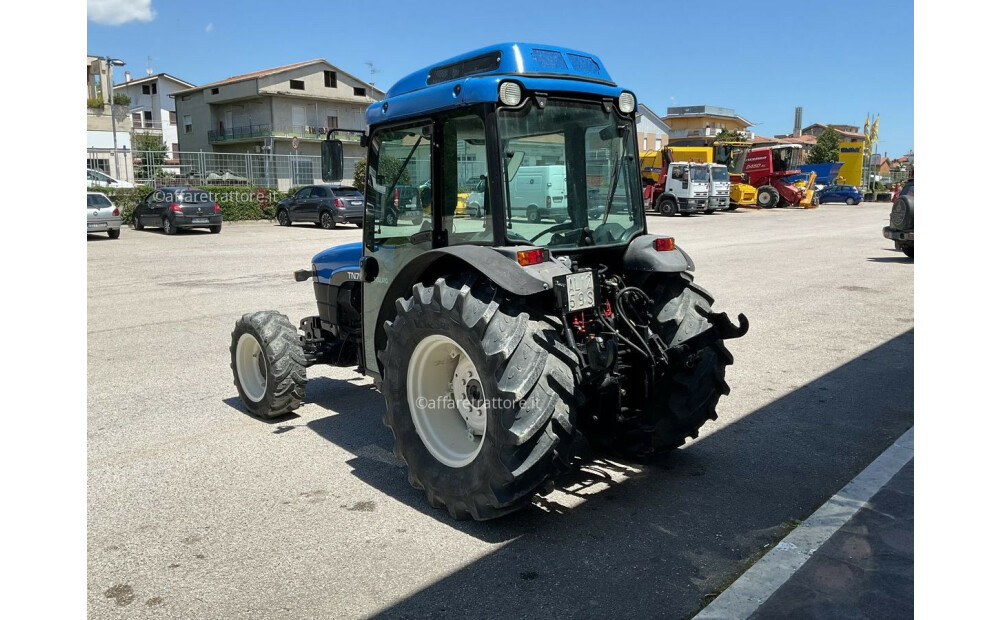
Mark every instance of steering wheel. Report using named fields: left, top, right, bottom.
left=529, top=221, right=579, bottom=244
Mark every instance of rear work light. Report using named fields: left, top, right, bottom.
left=213, top=203, right=221, bottom=212
left=654, top=237, right=675, bottom=251
left=169, top=203, right=183, bottom=212
left=516, top=248, right=547, bottom=266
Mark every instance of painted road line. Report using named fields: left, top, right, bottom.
left=694, top=426, right=914, bottom=620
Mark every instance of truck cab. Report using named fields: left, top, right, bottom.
left=708, top=163, right=730, bottom=212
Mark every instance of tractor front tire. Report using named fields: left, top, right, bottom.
left=380, top=275, right=579, bottom=520
left=606, top=273, right=733, bottom=458
left=230, top=311, right=307, bottom=419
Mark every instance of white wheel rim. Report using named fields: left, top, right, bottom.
left=236, top=333, right=267, bottom=403
left=406, top=334, right=486, bottom=468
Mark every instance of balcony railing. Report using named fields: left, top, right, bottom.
left=208, top=123, right=273, bottom=143
left=207, top=123, right=364, bottom=144
left=131, top=119, right=165, bottom=131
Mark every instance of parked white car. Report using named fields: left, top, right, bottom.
left=87, top=168, right=134, bottom=189
left=87, top=192, right=122, bottom=239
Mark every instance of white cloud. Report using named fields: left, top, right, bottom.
left=88, top=0, right=156, bottom=26
left=205, top=23, right=213, bottom=33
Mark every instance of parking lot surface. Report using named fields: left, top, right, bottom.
left=87, top=203, right=913, bottom=618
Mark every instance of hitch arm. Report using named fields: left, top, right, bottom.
left=696, top=306, right=750, bottom=340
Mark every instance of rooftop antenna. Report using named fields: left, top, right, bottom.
left=146, top=56, right=153, bottom=76
left=365, top=60, right=381, bottom=100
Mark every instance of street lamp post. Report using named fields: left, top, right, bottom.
left=105, top=57, right=126, bottom=179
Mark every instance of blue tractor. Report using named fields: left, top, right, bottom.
left=230, top=43, right=748, bottom=520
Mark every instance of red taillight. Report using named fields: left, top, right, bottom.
left=112, top=208, right=120, bottom=216
left=654, top=237, right=675, bottom=251
left=170, top=203, right=183, bottom=212
left=213, top=202, right=221, bottom=213
left=393, top=188, right=399, bottom=207
left=335, top=198, right=345, bottom=208
left=516, top=248, right=547, bottom=266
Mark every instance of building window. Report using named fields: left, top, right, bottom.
left=324, top=71, right=337, bottom=88
left=183, top=115, right=192, bottom=134
left=353, top=86, right=366, bottom=97
left=169, top=111, right=177, bottom=125
left=290, top=79, right=305, bottom=90
left=327, top=116, right=339, bottom=129
left=87, top=157, right=110, bottom=174
left=655, top=138, right=662, bottom=150
left=211, top=88, right=219, bottom=95
left=132, top=112, right=142, bottom=128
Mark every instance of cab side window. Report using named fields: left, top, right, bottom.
left=442, top=113, right=489, bottom=242
left=368, top=123, right=432, bottom=243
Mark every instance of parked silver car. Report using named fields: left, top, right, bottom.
left=87, top=192, right=122, bottom=239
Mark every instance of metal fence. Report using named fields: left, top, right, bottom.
left=87, top=148, right=363, bottom=190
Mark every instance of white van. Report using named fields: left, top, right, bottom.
left=508, top=165, right=568, bottom=223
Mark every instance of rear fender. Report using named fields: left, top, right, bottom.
left=623, top=234, right=694, bottom=274
left=372, top=245, right=567, bottom=375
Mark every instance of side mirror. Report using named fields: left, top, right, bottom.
left=321, top=139, right=344, bottom=182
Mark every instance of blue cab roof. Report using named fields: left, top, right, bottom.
left=366, top=43, right=626, bottom=126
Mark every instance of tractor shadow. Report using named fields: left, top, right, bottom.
left=298, top=331, right=913, bottom=563
left=363, top=329, right=914, bottom=618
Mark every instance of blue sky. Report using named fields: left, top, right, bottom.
left=87, top=0, right=913, bottom=155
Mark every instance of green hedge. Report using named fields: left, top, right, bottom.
left=87, top=185, right=289, bottom=224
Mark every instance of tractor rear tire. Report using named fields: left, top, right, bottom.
left=605, top=273, right=733, bottom=458
left=757, top=186, right=780, bottom=209
left=230, top=311, right=307, bottom=419
left=380, top=274, right=579, bottom=520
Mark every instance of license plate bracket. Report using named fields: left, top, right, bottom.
left=553, top=271, right=597, bottom=314
left=192, top=218, right=209, bottom=224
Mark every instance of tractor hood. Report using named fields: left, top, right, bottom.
left=312, top=242, right=362, bottom=285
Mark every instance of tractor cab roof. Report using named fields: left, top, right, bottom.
left=366, top=43, right=626, bottom=126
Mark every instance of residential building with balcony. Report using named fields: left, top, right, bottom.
left=662, top=105, right=754, bottom=145
left=87, top=55, right=133, bottom=178
left=114, top=72, right=195, bottom=163
left=173, top=59, right=384, bottom=166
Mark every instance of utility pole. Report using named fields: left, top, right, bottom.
left=106, top=56, right=126, bottom=178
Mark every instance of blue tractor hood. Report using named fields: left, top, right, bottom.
left=312, top=242, right=362, bottom=285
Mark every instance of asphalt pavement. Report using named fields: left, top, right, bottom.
left=87, top=202, right=914, bottom=618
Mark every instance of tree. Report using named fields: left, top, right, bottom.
left=353, top=158, right=367, bottom=190
left=807, top=127, right=841, bottom=164
left=353, top=156, right=410, bottom=191
left=132, top=132, right=167, bottom=181
left=716, top=128, right=748, bottom=143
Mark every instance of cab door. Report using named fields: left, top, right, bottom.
left=361, top=121, right=434, bottom=377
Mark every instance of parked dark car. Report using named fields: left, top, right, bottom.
left=133, top=186, right=222, bottom=234
left=816, top=184, right=863, bottom=205
left=276, top=185, right=364, bottom=229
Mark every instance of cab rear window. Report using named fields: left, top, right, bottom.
left=177, top=189, right=213, bottom=203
